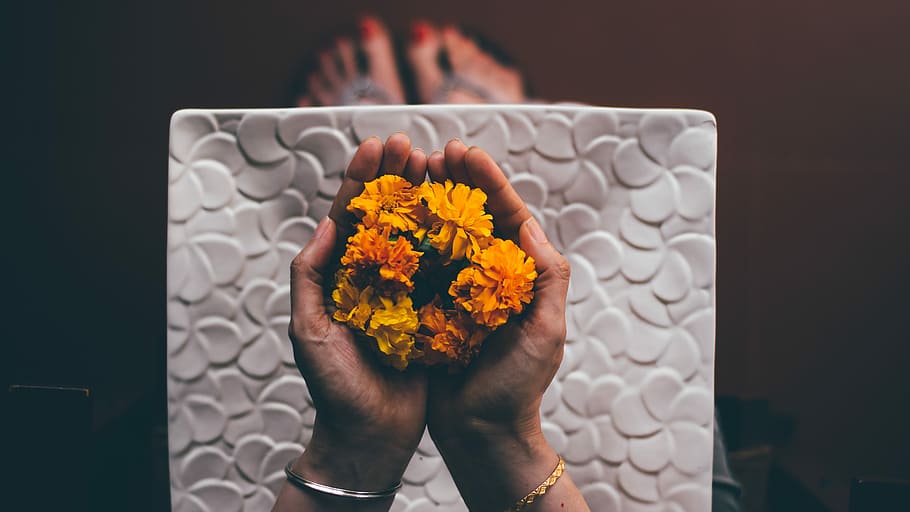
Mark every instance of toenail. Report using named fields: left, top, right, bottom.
left=411, top=21, right=430, bottom=43
left=359, top=18, right=377, bottom=39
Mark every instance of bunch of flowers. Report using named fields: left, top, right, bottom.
left=331, top=175, right=538, bottom=370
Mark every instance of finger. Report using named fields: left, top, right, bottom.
left=464, top=146, right=531, bottom=239
left=289, top=217, right=338, bottom=343
left=328, top=136, right=383, bottom=229
left=427, top=150, right=447, bottom=183
left=517, top=216, right=570, bottom=335
left=380, top=132, right=411, bottom=175
left=404, top=148, right=428, bottom=185
left=444, top=138, right=471, bottom=184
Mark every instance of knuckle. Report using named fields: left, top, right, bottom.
left=553, top=256, right=572, bottom=282
left=287, top=318, right=300, bottom=343
left=289, top=252, right=307, bottom=276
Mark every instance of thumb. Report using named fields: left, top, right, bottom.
left=289, top=216, right=338, bottom=341
left=518, top=216, right=570, bottom=323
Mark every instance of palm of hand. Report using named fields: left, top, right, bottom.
left=295, top=319, right=427, bottom=444
left=288, top=133, right=431, bottom=454
left=428, top=300, right=564, bottom=431
left=423, top=140, right=570, bottom=436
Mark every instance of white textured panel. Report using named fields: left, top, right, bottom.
left=167, top=105, right=717, bottom=511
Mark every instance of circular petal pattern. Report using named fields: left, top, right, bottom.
left=167, top=106, right=717, bottom=511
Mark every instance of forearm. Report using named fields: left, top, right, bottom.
left=272, top=424, right=409, bottom=512
left=432, top=417, right=590, bottom=512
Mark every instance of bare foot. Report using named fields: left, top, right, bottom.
left=407, top=22, right=525, bottom=104
left=297, top=16, right=405, bottom=106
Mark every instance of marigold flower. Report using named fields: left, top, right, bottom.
left=418, top=180, right=493, bottom=261
left=331, top=273, right=376, bottom=330
left=417, top=300, right=488, bottom=366
left=449, top=238, right=537, bottom=328
left=348, top=174, right=422, bottom=233
left=341, top=225, right=422, bottom=291
left=367, top=294, right=419, bottom=370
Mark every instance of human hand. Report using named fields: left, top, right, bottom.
left=424, top=140, right=587, bottom=511
left=275, top=134, right=429, bottom=511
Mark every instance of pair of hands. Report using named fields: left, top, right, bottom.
left=278, top=133, right=577, bottom=511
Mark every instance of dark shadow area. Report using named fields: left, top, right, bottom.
left=5, top=0, right=909, bottom=510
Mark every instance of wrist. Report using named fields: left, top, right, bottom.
left=430, top=417, right=561, bottom=511
left=432, top=414, right=548, bottom=466
left=296, top=420, right=414, bottom=492
left=428, top=404, right=543, bottom=449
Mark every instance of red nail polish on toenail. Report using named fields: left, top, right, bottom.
left=411, top=22, right=429, bottom=43
left=359, top=18, right=376, bottom=39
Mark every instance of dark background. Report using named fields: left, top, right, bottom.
left=5, top=0, right=909, bottom=510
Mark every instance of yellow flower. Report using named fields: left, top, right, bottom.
left=417, top=300, right=488, bottom=366
left=347, top=175, right=423, bottom=233
left=341, top=225, right=422, bottom=291
left=449, top=238, right=537, bottom=328
left=418, top=180, right=493, bottom=261
left=367, top=294, right=419, bottom=370
left=331, top=272, right=376, bottom=330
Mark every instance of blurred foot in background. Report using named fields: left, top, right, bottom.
left=406, top=21, right=526, bottom=103
left=295, top=16, right=405, bottom=106
left=292, top=17, right=527, bottom=105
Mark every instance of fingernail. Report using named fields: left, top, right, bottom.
left=524, top=217, right=547, bottom=244
left=313, top=217, right=332, bottom=240
left=411, top=21, right=429, bottom=43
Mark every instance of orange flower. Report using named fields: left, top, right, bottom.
left=347, top=174, right=422, bottom=233
left=449, top=238, right=537, bottom=328
left=366, top=293, right=419, bottom=370
left=331, top=272, right=376, bottom=330
left=418, top=180, right=493, bottom=261
left=417, top=300, right=488, bottom=366
left=341, top=225, right=422, bottom=291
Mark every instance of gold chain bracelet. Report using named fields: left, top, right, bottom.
left=507, top=456, right=565, bottom=511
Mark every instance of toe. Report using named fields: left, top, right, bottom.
left=442, top=27, right=526, bottom=104
left=358, top=16, right=404, bottom=103
left=307, top=72, right=333, bottom=106
left=407, top=20, right=445, bottom=103
left=319, top=50, right=343, bottom=87
left=442, top=26, right=480, bottom=73
left=335, top=37, right=357, bottom=79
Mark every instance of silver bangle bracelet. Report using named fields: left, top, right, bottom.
left=284, top=460, right=402, bottom=500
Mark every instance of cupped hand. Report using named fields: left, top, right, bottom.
left=280, top=134, right=429, bottom=505
left=425, top=138, right=571, bottom=438
left=422, top=139, right=583, bottom=511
